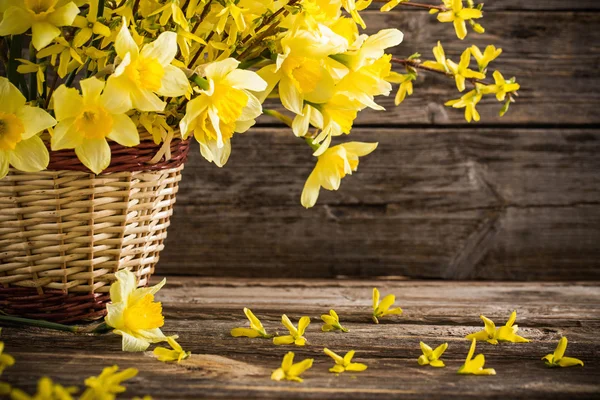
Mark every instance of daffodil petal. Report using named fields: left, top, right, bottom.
left=9, top=136, right=49, bottom=172
left=0, top=152, right=9, bottom=180
left=17, top=106, right=56, bottom=139
left=156, top=65, right=190, bottom=97
left=75, top=138, right=111, bottom=174
left=107, top=114, right=140, bottom=147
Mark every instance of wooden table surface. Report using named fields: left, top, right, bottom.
left=1, top=277, right=599, bottom=399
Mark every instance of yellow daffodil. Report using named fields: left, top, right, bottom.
left=105, top=269, right=169, bottom=352
left=470, top=45, right=502, bottom=72
left=153, top=337, right=192, bottom=363
left=543, top=337, right=584, bottom=368
left=0, top=77, right=55, bottom=179
left=51, top=77, right=139, bottom=174
left=81, top=365, right=138, bottom=400
left=321, top=309, right=349, bottom=332
left=9, top=377, right=77, bottom=400
left=446, top=48, right=485, bottom=92
left=72, top=1, right=112, bottom=48
left=180, top=58, right=266, bottom=167
left=486, top=71, right=520, bottom=101
left=418, top=342, right=448, bottom=367
left=324, top=348, right=367, bottom=373
left=0, top=342, right=14, bottom=375
left=273, top=315, right=310, bottom=346
left=0, top=0, right=80, bottom=50
left=421, top=41, right=449, bottom=73
left=437, top=0, right=482, bottom=40
left=466, top=311, right=530, bottom=344
left=271, top=352, right=314, bottom=383
left=372, top=287, right=402, bottom=323
left=104, top=18, right=190, bottom=112
left=386, top=71, right=416, bottom=105
left=301, top=141, right=377, bottom=208
left=231, top=307, right=272, bottom=338
left=445, top=88, right=482, bottom=123
left=458, top=339, right=496, bottom=375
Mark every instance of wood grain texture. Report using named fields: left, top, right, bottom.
left=159, top=128, right=600, bottom=280
left=1, top=278, right=598, bottom=399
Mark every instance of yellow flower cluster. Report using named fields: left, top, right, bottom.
left=0, top=0, right=519, bottom=208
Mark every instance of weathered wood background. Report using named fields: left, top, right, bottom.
left=160, top=1, right=600, bottom=280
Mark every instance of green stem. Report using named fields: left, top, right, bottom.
left=190, top=73, right=209, bottom=90
left=28, top=44, right=37, bottom=102
left=7, top=35, right=23, bottom=90
left=97, top=0, right=105, bottom=18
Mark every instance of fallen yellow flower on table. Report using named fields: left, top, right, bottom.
left=231, top=308, right=272, bottom=338
left=271, top=352, right=314, bottom=383
left=418, top=341, right=448, bottom=367
left=324, top=348, right=368, bottom=373
left=466, top=310, right=530, bottom=344
left=105, top=269, right=169, bottom=352
left=321, top=309, right=349, bottom=332
left=9, top=377, right=77, bottom=400
left=81, top=365, right=138, bottom=400
left=153, top=337, right=191, bottom=363
left=0, top=342, right=14, bottom=375
left=273, top=315, right=310, bottom=346
left=458, top=339, right=496, bottom=375
left=542, top=337, right=584, bottom=368
left=372, top=287, right=402, bottom=324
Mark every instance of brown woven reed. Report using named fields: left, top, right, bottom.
left=0, top=134, right=190, bottom=323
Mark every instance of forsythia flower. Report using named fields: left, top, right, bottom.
left=9, top=377, right=77, bottom=400
left=51, top=77, right=139, bottom=174
left=271, top=352, right=314, bottom=383
left=273, top=315, right=310, bottom=346
left=437, top=0, right=482, bottom=40
left=542, top=337, right=584, bottom=368
left=421, top=41, right=449, bottom=73
left=466, top=311, right=530, bottom=344
left=301, top=142, right=377, bottom=208
left=105, top=269, right=169, bottom=352
left=446, top=49, right=485, bottom=92
left=372, top=287, right=402, bottom=324
left=0, top=342, right=14, bottom=375
left=0, top=0, right=80, bottom=50
left=470, top=45, right=502, bottom=72
left=180, top=58, right=267, bottom=167
left=81, top=365, right=138, bottom=400
left=486, top=71, right=520, bottom=101
left=323, top=348, right=368, bottom=373
left=445, top=88, right=483, bottom=123
left=231, top=308, right=272, bottom=338
left=386, top=71, right=416, bottom=105
left=72, top=1, right=112, bottom=48
left=321, top=309, right=348, bottom=332
left=0, top=77, right=55, bottom=179
left=105, top=19, right=190, bottom=112
left=418, top=342, right=448, bottom=367
left=457, top=339, right=496, bottom=375
left=153, top=337, right=191, bottom=363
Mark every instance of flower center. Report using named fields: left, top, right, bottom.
left=125, top=58, right=165, bottom=92
left=24, top=0, right=57, bottom=14
left=74, top=107, right=113, bottom=139
left=123, top=294, right=164, bottom=332
left=284, top=56, right=321, bottom=94
left=0, top=112, right=25, bottom=151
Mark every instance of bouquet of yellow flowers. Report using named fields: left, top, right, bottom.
left=0, top=0, right=519, bottom=208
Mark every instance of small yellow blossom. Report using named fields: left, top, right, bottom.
left=446, top=48, right=485, bottom=92
left=271, top=352, right=314, bottom=383
left=372, top=287, right=402, bottom=324
left=72, top=1, right=112, bottom=48
left=231, top=308, right=272, bottom=338
left=380, top=0, right=407, bottom=12
left=0, top=0, right=80, bottom=50
left=485, top=71, right=520, bottom=101
left=386, top=71, right=416, bottom=105
left=80, top=365, right=138, bottom=400
left=273, top=315, right=310, bottom=346
left=153, top=336, right=191, bottom=363
left=418, top=341, right=448, bottom=367
left=470, top=45, right=502, bottom=72
left=16, top=59, right=46, bottom=96
left=542, top=337, right=584, bottom=368
left=457, top=339, right=496, bottom=375
left=466, top=311, right=530, bottom=344
left=105, top=269, right=169, bottom=352
left=421, top=41, right=449, bottom=73
left=324, top=348, right=368, bottom=373
left=0, top=77, right=55, bottom=179
left=437, top=0, right=483, bottom=40
left=445, top=88, right=482, bottom=123
left=301, top=142, right=377, bottom=208
left=321, top=309, right=349, bottom=332
left=9, top=377, right=77, bottom=400
left=0, top=342, right=14, bottom=375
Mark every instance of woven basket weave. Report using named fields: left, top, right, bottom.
left=0, top=133, right=190, bottom=323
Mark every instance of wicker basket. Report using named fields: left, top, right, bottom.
left=0, top=133, right=190, bottom=323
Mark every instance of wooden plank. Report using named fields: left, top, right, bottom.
left=260, top=11, right=600, bottom=125
left=157, top=127, right=600, bottom=280
left=1, top=279, right=598, bottom=399
left=365, top=0, right=600, bottom=11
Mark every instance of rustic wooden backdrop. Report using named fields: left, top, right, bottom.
left=160, top=1, right=600, bottom=280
